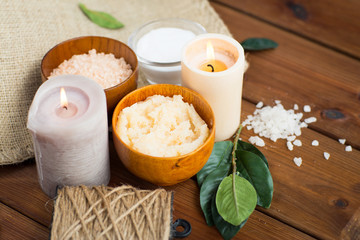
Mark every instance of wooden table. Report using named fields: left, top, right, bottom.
left=1, top=1, right=360, bottom=239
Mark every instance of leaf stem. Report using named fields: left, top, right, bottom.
left=231, top=124, right=242, bottom=214
left=232, top=124, right=243, bottom=176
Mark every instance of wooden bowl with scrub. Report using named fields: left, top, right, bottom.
left=41, top=36, right=138, bottom=114
left=112, top=84, right=215, bottom=186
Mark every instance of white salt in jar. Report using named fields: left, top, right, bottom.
left=128, top=18, right=206, bottom=85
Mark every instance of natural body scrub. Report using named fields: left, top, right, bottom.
left=50, top=49, right=132, bottom=89
left=116, top=95, right=209, bottom=157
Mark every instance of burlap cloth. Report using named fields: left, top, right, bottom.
left=0, top=0, right=231, bottom=165
left=51, top=185, right=173, bottom=239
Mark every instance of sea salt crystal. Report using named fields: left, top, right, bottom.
left=345, top=146, right=352, bottom=152
left=287, top=136, right=296, bottom=141
left=242, top=102, right=307, bottom=142
left=256, top=101, right=264, bottom=108
left=293, top=139, right=302, bottom=147
left=287, top=141, right=294, bottom=151
left=303, top=105, right=311, bottom=112
left=275, top=100, right=281, bottom=105
left=338, top=139, right=346, bottom=144
left=311, top=140, right=319, bottom=146
left=293, top=157, right=302, bottom=167
left=324, top=152, right=330, bottom=160
left=304, top=117, right=317, bottom=124
left=294, top=104, right=299, bottom=110
left=249, top=136, right=265, bottom=147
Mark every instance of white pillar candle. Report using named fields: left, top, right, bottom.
left=181, top=33, right=245, bottom=141
left=27, top=75, right=110, bottom=198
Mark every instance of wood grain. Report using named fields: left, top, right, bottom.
left=2, top=96, right=359, bottom=240
left=0, top=203, right=48, bottom=240
left=211, top=2, right=360, bottom=149
left=213, top=0, right=360, bottom=58
left=240, top=100, right=360, bottom=240
left=0, top=138, right=315, bottom=240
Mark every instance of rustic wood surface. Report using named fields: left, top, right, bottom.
left=1, top=1, right=360, bottom=239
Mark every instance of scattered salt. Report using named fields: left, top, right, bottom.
left=287, top=141, right=294, bottom=151
left=303, top=105, right=311, bottom=112
left=338, top=139, right=346, bottom=144
left=242, top=102, right=306, bottom=142
left=293, top=157, right=302, bottom=167
left=345, top=145, right=352, bottom=152
left=275, top=100, right=281, bottom=104
left=304, top=117, right=317, bottom=124
left=324, top=152, right=330, bottom=160
left=256, top=101, right=264, bottom=108
left=293, top=139, right=302, bottom=147
left=311, top=140, right=319, bottom=146
left=249, top=136, right=265, bottom=147
left=294, top=104, right=299, bottom=110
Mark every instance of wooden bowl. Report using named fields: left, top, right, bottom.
left=41, top=36, right=138, bottom=113
left=112, top=84, right=215, bottom=186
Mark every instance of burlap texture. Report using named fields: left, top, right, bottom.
left=51, top=185, right=173, bottom=240
left=0, top=0, right=231, bottom=165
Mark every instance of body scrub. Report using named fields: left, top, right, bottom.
left=116, top=95, right=209, bottom=157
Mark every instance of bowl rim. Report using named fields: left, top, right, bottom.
left=112, top=84, right=215, bottom=161
left=41, top=35, right=139, bottom=92
left=128, top=18, right=207, bottom=67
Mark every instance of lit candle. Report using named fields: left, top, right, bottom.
left=27, top=75, right=110, bottom=198
left=181, top=34, right=245, bottom=141
left=199, top=41, right=228, bottom=72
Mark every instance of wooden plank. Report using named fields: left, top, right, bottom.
left=2, top=104, right=360, bottom=240
left=240, top=100, right=360, bottom=240
left=109, top=143, right=315, bottom=240
left=213, top=0, right=360, bottom=58
left=0, top=203, right=49, bottom=240
left=0, top=159, right=53, bottom=226
left=0, top=140, right=315, bottom=240
left=211, top=2, right=360, bottom=149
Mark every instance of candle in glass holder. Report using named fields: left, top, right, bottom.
left=181, top=33, right=245, bottom=141
left=27, top=75, right=110, bottom=198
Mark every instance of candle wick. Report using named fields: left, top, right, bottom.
left=207, top=64, right=215, bottom=72
left=63, top=106, right=68, bottom=110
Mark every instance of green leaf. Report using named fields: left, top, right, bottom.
left=211, top=195, right=247, bottom=240
left=197, top=141, right=233, bottom=187
left=236, top=150, right=273, bottom=208
left=200, top=161, right=231, bottom=226
left=241, top=38, right=278, bottom=51
left=216, top=175, right=257, bottom=226
left=79, top=3, right=124, bottom=29
left=237, top=140, right=268, bottom=167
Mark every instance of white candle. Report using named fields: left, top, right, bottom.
left=27, top=75, right=110, bottom=198
left=181, top=34, right=245, bottom=141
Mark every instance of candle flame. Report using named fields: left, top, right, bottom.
left=60, top=87, right=68, bottom=109
left=206, top=41, right=215, bottom=60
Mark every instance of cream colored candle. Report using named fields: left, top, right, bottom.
left=27, top=75, right=110, bottom=198
left=181, top=33, right=245, bottom=141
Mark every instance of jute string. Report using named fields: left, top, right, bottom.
left=51, top=185, right=173, bottom=240
left=0, top=0, right=231, bottom=165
